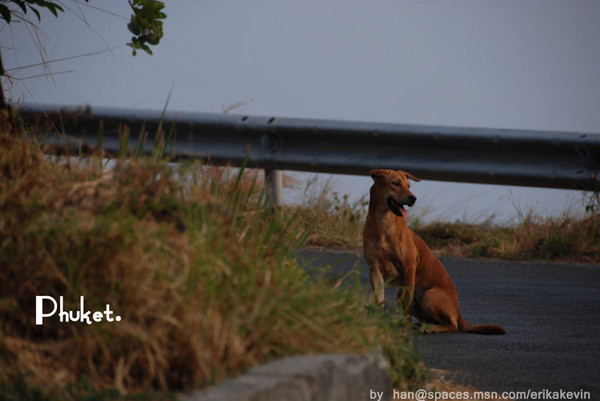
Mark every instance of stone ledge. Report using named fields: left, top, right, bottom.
left=181, top=353, right=390, bottom=401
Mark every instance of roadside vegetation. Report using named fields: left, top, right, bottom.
left=0, top=121, right=425, bottom=400
left=298, top=178, right=600, bottom=264
left=2, top=113, right=597, bottom=400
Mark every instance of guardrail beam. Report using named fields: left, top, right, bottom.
left=16, top=104, right=600, bottom=191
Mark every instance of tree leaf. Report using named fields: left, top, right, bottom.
left=0, top=5, right=11, bottom=23
left=42, top=1, right=65, bottom=17
left=126, top=0, right=165, bottom=56
left=30, top=6, right=41, bottom=21
left=14, top=0, right=27, bottom=14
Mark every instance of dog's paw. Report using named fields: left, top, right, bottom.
left=418, top=323, right=436, bottom=334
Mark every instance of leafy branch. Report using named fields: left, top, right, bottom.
left=127, top=0, right=166, bottom=56
left=0, top=0, right=63, bottom=23
left=0, top=0, right=166, bottom=56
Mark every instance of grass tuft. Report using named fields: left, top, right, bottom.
left=0, top=125, right=424, bottom=400
left=292, top=176, right=368, bottom=250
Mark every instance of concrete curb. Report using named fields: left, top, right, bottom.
left=180, top=353, right=391, bottom=401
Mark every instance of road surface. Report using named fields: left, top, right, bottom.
left=297, top=250, right=600, bottom=396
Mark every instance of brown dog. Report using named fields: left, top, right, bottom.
left=363, top=169, right=505, bottom=334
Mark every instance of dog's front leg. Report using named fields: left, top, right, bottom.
left=397, top=264, right=416, bottom=321
left=369, top=265, right=385, bottom=305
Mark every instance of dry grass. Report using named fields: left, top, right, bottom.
left=411, top=212, right=599, bottom=263
left=297, top=178, right=600, bottom=264
left=291, top=176, right=369, bottom=250
left=5, top=111, right=596, bottom=400
left=0, top=127, right=425, bottom=400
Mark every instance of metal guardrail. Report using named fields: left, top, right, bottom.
left=17, top=104, right=600, bottom=192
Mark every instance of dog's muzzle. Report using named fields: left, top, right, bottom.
left=387, top=195, right=416, bottom=218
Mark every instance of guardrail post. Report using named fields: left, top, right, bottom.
left=264, top=168, right=283, bottom=208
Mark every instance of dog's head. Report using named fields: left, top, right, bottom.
left=369, top=169, right=420, bottom=218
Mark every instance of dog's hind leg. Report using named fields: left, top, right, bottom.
left=416, top=287, right=460, bottom=333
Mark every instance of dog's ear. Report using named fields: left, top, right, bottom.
left=405, top=172, right=421, bottom=182
left=370, top=169, right=390, bottom=182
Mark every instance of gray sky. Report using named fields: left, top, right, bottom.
left=3, top=1, right=600, bottom=223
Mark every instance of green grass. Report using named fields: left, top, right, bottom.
left=0, top=126, right=425, bottom=400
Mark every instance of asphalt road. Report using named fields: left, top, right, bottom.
left=297, top=250, right=600, bottom=396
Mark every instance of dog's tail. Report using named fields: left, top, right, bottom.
left=458, top=314, right=505, bottom=335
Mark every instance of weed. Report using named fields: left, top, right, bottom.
left=584, top=190, right=600, bottom=214
left=292, top=176, right=368, bottom=249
